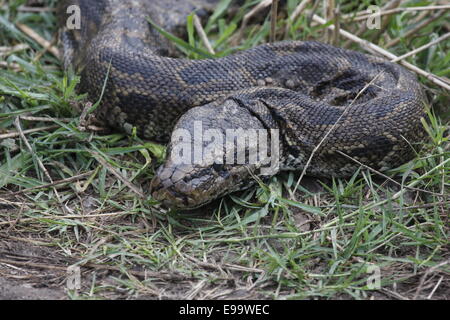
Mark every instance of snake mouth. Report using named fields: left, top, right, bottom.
left=150, top=160, right=256, bottom=210
left=150, top=165, right=215, bottom=210
left=150, top=176, right=195, bottom=209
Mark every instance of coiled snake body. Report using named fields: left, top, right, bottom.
left=59, top=0, right=425, bottom=209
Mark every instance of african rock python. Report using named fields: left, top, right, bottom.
left=59, top=0, right=425, bottom=209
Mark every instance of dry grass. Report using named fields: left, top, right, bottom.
left=0, top=0, right=448, bottom=300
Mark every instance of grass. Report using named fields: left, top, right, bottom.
left=0, top=0, right=449, bottom=300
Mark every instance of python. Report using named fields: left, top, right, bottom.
left=58, top=0, right=425, bottom=209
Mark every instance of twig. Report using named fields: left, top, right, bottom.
left=0, top=258, right=66, bottom=271
left=0, top=211, right=133, bottom=227
left=9, top=171, right=95, bottom=196
left=33, top=34, right=59, bottom=62
left=185, top=255, right=264, bottom=274
left=332, top=5, right=340, bottom=46
left=193, top=14, right=215, bottom=55
left=343, top=0, right=401, bottom=48
left=18, top=116, right=74, bottom=123
left=426, top=276, right=444, bottom=299
left=381, top=288, right=409, bottom=300
left=16, top=23, right=60, bottom=58
left=0, top=258, right=190, bottom=281
left=0, top=61, right=21, bottom=71
left=86, top=262, right=191, bottom=281
left=385, top=11, right=446, bottom=48
left=410, top=10, right=430, bottom=26
left=91, top=151, right=146, bottom=199
left=391, top=33, right=450, bottom=62
left=413, top=259, right=450, bottom=300
left=325, top=0, right=335, bottom=44
left=0, top=125, right=59, bottom=140
left=344, top=5, right=450, bottom=22
left=6, top=201, right=25, bottom=232
left=312, top=14, right=450, bottom=91
left=0, top=44, right=29, bottom=57
left=318, top=200, right=450, bottom=211
left=284, top=0, right=311, bottom=37
left=233, top=0, right=272, bottom=45
left=270, top=0, right=279, bottom=42
left=17, top=6, right=56, bottom=12
left=185, top=280, right=208, bottom=300
left=306, top=0, right=321, bottom=28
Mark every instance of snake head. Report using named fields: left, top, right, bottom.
left=150, top=100, right=280, bottom=210
left=150, top=157, right=256, bottom=209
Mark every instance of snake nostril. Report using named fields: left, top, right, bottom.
left=212, top=163, right=224, bottom=172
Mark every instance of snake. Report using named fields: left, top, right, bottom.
left=58, top=0, right=426, bottom=209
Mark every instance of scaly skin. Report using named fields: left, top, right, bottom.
left=59, top=0, right=426, bottom=209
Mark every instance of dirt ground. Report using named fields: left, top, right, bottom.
left=1, top=234, right=448, bottom=300
left=0, top=239, right=67, bottom=299
left=0, top=278, right=65, bottom=300
left=0, top=235, right=268, bottom=300
left=0, top=178, right=448, bottom=300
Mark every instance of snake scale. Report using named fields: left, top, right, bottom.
left=58, top=0, right=426, bottom=209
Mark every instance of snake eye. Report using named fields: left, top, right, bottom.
left=212, top=163, right=224, bottom=172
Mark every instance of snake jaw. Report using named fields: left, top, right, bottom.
left=150, top=159, right=258, bottom=210
left=150, top=163, right=199, bottom=209
left=150, top=177, right=196, bottom=209
left=150, top=161, right=217, bottom=209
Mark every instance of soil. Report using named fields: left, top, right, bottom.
left=0, top=278, right=65, bottom=300
left=0, top=241, right=65, bottom=299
